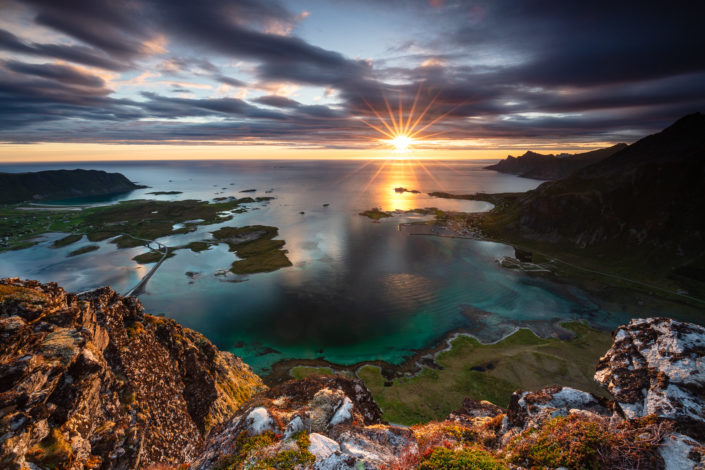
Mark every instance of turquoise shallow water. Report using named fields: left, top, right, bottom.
left=0, top=159, right=652, bottom=373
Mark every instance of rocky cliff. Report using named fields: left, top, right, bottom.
left=485, top=143, right=627, bottom=180
left=0, top=278, right=263, bottom=469
left=2, top=279, right=704, bottom=469
left=0, top=169, right=143, bottom=204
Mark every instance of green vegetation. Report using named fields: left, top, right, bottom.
left=359, top=207, right=393, bottom=220
left=429, top=191, right=521, bottom=208
left=230, top=249, right=292, bottom=275
left=0, top=283, right=47, bottom=303
left=52, top=234, right=82, bottom=248
left=186, top=241, right=210, bottom=252
left=67, top=245, right=100, bottom=257
left=505, top=414, right=666, bottom=470
left=290, top=366, right=335, bottom=379
left=419, top=447, right=508, bottom=470
left=132, top=249, right=173, bottom=264
left=212, top=431, right=314, bottom=470
left=0, top=198, right=252, bottom=252
left=359, top=322, right=612, bottom=425
left=212, top=225, right=292, bottom=275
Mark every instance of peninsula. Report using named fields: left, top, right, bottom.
left=485, top=143, right=627, bottom=180
left=0, top=169, right=144, bottom=204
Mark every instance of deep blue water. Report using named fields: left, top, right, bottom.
left=0, top=159, right=662, bottom=373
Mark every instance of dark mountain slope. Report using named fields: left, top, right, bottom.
left=486, top=143, right=627, bottom=180
left=490, top=113, right=705, bottom=254
left=0, top=169, right=142, bottom=204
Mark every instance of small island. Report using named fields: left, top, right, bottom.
left=212, top=225, right=292, bottom=274
left=394, top=187, right=420, bottom=194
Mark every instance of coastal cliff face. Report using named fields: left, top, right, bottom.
left=2, top=279, right=704, bottom=470
left=0, top=169, right=142, bottom=204
left=0, top=278, right=263, bottom=470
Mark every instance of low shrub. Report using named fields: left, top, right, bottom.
left=418, top=447, right=508, bottom=470
left=506, top=414, right=671, bottom=470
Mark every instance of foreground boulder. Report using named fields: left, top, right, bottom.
left=0, top=278, right=263, bottom=469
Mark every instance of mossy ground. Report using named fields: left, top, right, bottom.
left=359, top=322, right=612, bottom=425
left=0, top=283, right=47, bottom=303
left=419, top=447, right=508, bottom=470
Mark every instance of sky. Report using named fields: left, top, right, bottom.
left=0, top=0, right=704, bottom=161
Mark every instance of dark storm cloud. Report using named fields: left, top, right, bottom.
left=0, top=28, right=129, bottom=70
left=139, top=92, right=288, bottom=120
left=254, top=95, right=302, bottom=108
left=1, top=0, right=704, bottom=145
left=3, top=60, right=106, bottom=87
left=452, top=0, right=705, bottom=87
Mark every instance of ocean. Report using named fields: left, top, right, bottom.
left=0, top=159, right=654, bottom=373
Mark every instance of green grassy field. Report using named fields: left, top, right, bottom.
left=358, top=322, right=613, bottom=425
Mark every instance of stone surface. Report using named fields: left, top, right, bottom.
left=595, top=317, right=705, bottom=440
left=507, top=385, right=611, bottom=430
left=190, top=375, right=414, bottom=470
left=0, top=278, right=263, bottom=470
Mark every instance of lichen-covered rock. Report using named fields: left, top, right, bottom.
left=595, top=317, right=705, bottom=440
left=190, top=376, right=414, bottom=470
left=659, top=433, right=705, bottom=470
left=0, top=278, right=263, bottom=470
left=448, top=397, right=504, bottom=424
left=507, top=385, right=611, bottom=430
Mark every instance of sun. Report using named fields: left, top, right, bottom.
left=390, top=134, right=413, bottom=152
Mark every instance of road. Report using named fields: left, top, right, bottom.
left=122, top=233, right=169, bottom=297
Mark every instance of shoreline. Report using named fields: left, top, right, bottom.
left=261, top=321, right=585, bottom=387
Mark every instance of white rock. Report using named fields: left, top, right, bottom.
left=308, top=433, right=340, bottom=460
left=330, top=397, right=353, bottom=426
left=284, top=416, right=305, bottom=438
left=659, top=433, right=702, bottom=470
left=245, top=407, right=276, bottom=435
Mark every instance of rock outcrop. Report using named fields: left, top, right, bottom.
left=595, top=317, right=705, bottom=441
left=2, top=277, right=704, bottom=469
left=0, top=278, right=263, bottom=470
left=190, top=375, right=417, bottom=470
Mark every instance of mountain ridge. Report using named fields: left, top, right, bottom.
left=0, top=169, right=143, bottom=204
left=485, top=143, right=627, bottom=180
